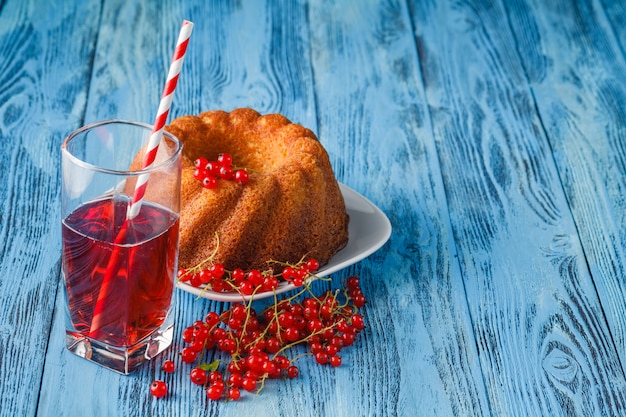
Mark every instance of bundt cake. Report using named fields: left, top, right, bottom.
left=164, top=108, right=349, bottom=271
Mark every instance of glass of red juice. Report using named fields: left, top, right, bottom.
left=61, top=120, right=182, bottom=374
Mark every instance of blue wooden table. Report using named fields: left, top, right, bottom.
left=2, top=0, right=626, bottom=415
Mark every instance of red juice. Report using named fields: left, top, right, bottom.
left=62, top=197, right=179, bottom=347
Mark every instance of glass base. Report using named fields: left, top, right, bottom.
left=65, top=323, right=174, bottom=375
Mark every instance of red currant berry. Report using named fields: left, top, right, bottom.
left=231, top=303, right=248, bottom=320
left=284, top=327, right=300, bottom=342
left=189, top=273, right=202, bottom=287
left=263, top=275, right=280, bottom=291
left=149, top=380, right=168, bottom=398
left=180, top=347, right=198, bottom=363
left=212, top=327, right=227, bottom=341
left=346, top=276, right=360, bottom=290
left=202, top=175, right=218, bottom=189
left=206, top=383, right=224, bottom=401
left=287, top=365, right=299, bottom=379
left=228, top=317, right=244, bottom=331
left=352, top=293, right=366, bottom=308
left=228, top=359, right=247, bottom=373
left=228, top=387, right=241, bottom=401
left=320, top=304, right=334, bottom=320
left=322, top=328, right=336, bottom=340
left=209, top=371, right=223, bottom=383
left=228, top=372, right=244, bottom=388
left=219, top=165, right=233, bottom=180
left=193, top=168, right=208, bottom=180
left=262, top=360, right=278, bottom=376
left=336, top=318, right=350, bottom=334
left=247, top=347, right=263, bottom=357
left=181, top=326, right=195, bottom=343
left=242, top=377, right=257, bottom=392
left=282, top=266, right=296, bottom=281
left=330, top=336, right=344, bottom=348
left=278, top=312, right=295, bottom=328
left=309, top=342, right=323, bottom=354
left=189, top=338, right=206, bottom=353
left=177, top=269, right=190, bottom=282
left=234, top=169, right=249, bottom=184
left=351, top=314, right=365, bottom=330
left=192, top=320, right=206, bottom=333
left=199, top=269, right=212, bottom=284
left=247, top=354, right=266, bottom=373
left=306, top=318, right=324, bottom=334
left=232, top=268, right=246, bottom=283
left=246, top=316, right=260, bottom=331
left=293, top=315, right=306, bottom=331
left=289, top=303, right=304, bottom=316
left=305, top=258, right=320, bottom=272
left=325, top=344, right=339, bottom=356
left=205, top=311, right=220, bottom=327
left=239, top=280, right=255, bottom=295
left=264, top=308, right=276, bottom=322
left=205, top=160, right=220, bottom=176
left=303, top=306, right=319, bottom=320
left=209, top=263, right=225, bottom=279
left=211, top=278, right=228, bottom=292
left=296, top=268, right=309, bottom=280
left=315, top=352, right=329, bottom=365
left=265, top=336, right=281, bottom=353
left=194, top=157, right=208, bottom=169
left=218, top=153, right=233, bottom=166
left=244, top=369, right=261, bottom=382
left=218, top=337, right=237, bottom=353
left=303, top=297, right=318, bottom=308
left=329, top=355, right=342, bottom=367
left=341, top=331, right=356, bottom=346
left=247, top=270, right=263, bottom=286
left=273, top=355, right=290, bottom=369
left=162, top=360, right=175, bottom=374
left=190, top=367, right=208, bottom=385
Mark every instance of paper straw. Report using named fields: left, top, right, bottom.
left=127, top=19, right=194, bottom=219
left=89, top=20, right=193, bottom=339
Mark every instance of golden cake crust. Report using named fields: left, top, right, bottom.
left=166, top=108, right=349, bottom=271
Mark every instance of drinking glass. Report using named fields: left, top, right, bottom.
left=61, top=120, right=182, bottom=374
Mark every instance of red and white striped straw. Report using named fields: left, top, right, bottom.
left=89, top=20, right=193, bottom=338
left=127, top=19, right=194, bottom=219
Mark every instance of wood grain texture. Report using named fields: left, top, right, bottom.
left=409, top=0, right=626, bottom=415
left=505, top=0, right=626, bottom=371
left=0, top=1, right=100, bottom=416
left=308, top=0, right=491, bottom=415
left=3, top=0, right=626, bottom=416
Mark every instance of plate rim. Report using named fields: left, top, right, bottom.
left=176, top=183, right=391, bottom=302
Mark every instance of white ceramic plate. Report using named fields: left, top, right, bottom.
left=176, top=183, right=392, bottom=302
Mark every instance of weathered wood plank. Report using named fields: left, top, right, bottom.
left=409, top=0, right=626, bottom=415
left=37, top=1, right=337, bottom=416
left=506, top=0, right=626, bottom=371
left=7, top=0, right=624, bottom=415
left=308, top=0, right=491, bottom=416
left=0, top=1, right=100, bottom=416
left=81, top=0, right=317, bottom=127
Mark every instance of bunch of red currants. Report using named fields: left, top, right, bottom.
left=150, top=271, right=366, bottom=402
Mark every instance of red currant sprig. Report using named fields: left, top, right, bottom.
left=193, top=153, right=249, bottom=188
left=178, top=257, right=322, bottom=296
left=150, top=275, right=366, bottom=402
